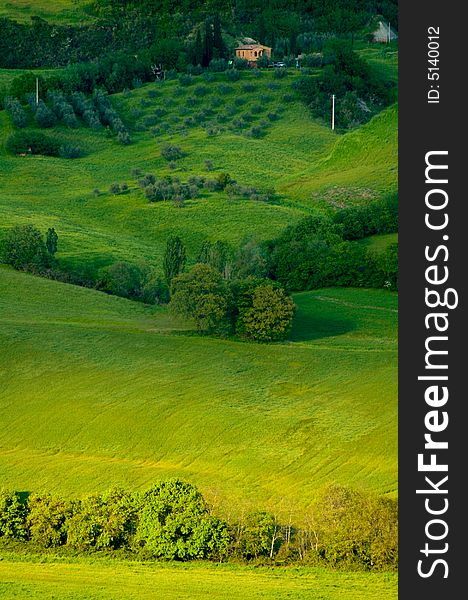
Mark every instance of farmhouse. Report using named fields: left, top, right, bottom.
left=235, top=43, right=272, bottom=66
left=372, top=21, right=398, bottom=43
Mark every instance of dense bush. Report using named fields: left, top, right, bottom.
left=170, top=264, right=231, bottom=334
left=47, top=90, right=78, bottom=128
left=6, top=131, right=62, bottom=156
left=1, top=225, right=52, bottom=271
left=135, top=480, right=229, bottom=560
left=225, top=69, right=240, bottom=82
left=160, top=143, right=184, bottom=161
left=0, top=490, right=29, bottom=541
left=59, top=144, right=83, bottom=159
left=294, top=40, right=395, bottom=129
left=4, top=96, right=27, bottom=128
left=266, top=203, right=398, bottom=291
left=34, top=100, right=57, bottom=128
left=235, top=282, right=295, bottom=342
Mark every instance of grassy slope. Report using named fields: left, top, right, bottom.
left=0, top=1, right=92, bottom=24
left=0, top=266, right=397, bottom=519
left=0, top=70, right=397, bottom=276
left=0, top=554, right=397, bottom=600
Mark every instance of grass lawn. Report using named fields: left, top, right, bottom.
left=0, top=553, right=397, bottom=599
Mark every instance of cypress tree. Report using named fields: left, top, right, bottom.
left=163, top=236, right=186, bottom=287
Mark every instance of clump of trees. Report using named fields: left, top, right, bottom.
left=6, top=131, right=62, bottom=157
left=294, top=40, right=395, bottom=129
left=0, top=480, right=397, bottom=570
left=4, top=96, right=27, bottom=128
left=170, top=263, right=296, bottom=342
left=1, top=225, right=55, bottom=271
left=265, top=196, right=398, bottom=291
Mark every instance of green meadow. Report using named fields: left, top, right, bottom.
left=0, top=265, right=397, bottom=518
left=0, top=11, right=398, bottom=593
left=0, top=554, right=397, bottom=599
left=0, top=69, right=397, bottom=277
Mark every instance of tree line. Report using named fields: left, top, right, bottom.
left=0, top=194, right=397, bottom=337
left=0, top=479, right=397, bottom=570
left=0, top=1, right=397, bottom=69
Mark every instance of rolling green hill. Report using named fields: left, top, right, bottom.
left=0, top=266, right=397, bottom=520
left=0, top=70, right=397, bottom=278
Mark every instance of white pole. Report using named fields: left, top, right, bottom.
left=36, top=78, right=39, bottom=105
left=388, top=22, right=391, bottom=44
left=331, top=94, right=335, bottom=130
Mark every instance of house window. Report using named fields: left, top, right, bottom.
left=254, top=51, right=258, bottom=57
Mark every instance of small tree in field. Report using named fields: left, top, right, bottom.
left=46, top=227, right=58, bottom=255
left=170, top=264, right=230, bottom=334
left=163, top=236, right=186, bottom=286
left=238, top=284, right=295, bottom=342
left=2, top=224, right=50, bottom=271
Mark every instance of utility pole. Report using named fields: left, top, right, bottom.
left=388, top=22, right=391, bottom=44
left=36, top=77, right=39, bottom=105
left=331, top=94, right=335, bottom=130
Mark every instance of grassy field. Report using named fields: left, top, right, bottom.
left=0, top=265, right=397, bottom=519
left=0, top=0, right=92, bottom=23
left=0, top=69, right=397, bottom=278
left=0, top=553, right=397, bottom=599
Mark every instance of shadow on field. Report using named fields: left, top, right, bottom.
left=289, top=313, right=355, bottom=342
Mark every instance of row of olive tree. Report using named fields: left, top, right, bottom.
left=0, top=481, right=397, bottom=569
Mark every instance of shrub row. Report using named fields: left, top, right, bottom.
left=0, top=481, right=397, bottom=569
left=6, top=131, right=82, bottom=159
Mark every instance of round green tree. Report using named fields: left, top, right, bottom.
left=239, top=284, right=295, bottom=342
left=170, top=263, right=230, bottom=334
left=2, top=224, right=50, bottom=271
left=135, top=479, right=229, bottom=560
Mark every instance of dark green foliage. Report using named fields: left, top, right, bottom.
left=1, top=225, right=51, bottom=271
left=163, top=236, right=186, bottom=286
left=197, top=240, right=232, bottom=277
left=294, top=40, right=395, bottom=129
left=237, top=284, right=295, bottom=342
left=135, top=479, right=229, bottom=560
left=225, top=69, right=240, bottom=82
left=194, top=85, right=208, bottom=97
left=265, top=203, right=398, bottom=291
left=34, top=100, right=57, bottom=128
left=47, top=90, right=78, bottom=127
left=274, top=68, right=287, bottom=79
left=0, top=490, right=28, bottom=541
left=160, top=143, right=184, bottom=161
left=100, top=261, right=142, bottom=298
left=170, top=264, right=230, bottom=334
left=4, top=96, right=27, bottom=128
left=45, top=228, right=58, bottom=256
left=6, top=131, right=61, bottom=156
left=179, top=74, right=193, bottom=86
left=333, top=194, right=398, bottom=240
left=59, top=144, right=83, bottom=159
